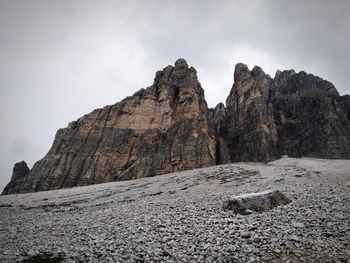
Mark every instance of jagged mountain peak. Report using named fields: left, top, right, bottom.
left=274, top=69, right=296, bottom=80
left=154, top=58, right=198, bottom=86
left=233, top=63, right=250, bottom=80
left=3, top=60, right=350, bottom=194
left=2, top=59, right=217, bottom=194
left=174, top=58, right=189, bottom=69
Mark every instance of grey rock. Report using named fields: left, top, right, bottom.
left=271, top=71, right=350, bottom=159
left=291, top=222, right=305, bottom=228
left=224, top=63, right=350, bottom=162
left=2, top=161, right=30, bottom=195
left=289, top=234, right=299, bottom=242
left=11, top=161, right=30, bottom=181
left=222, top=190, right=291, bottom=214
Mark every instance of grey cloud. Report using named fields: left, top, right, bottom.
left=0, top=0, right=349, bottom=191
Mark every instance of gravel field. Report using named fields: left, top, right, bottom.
left=0, top=157, right=349, bottom=263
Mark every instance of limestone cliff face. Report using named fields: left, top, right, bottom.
left=224, top=64, right=279, bottom=162
left=3, top=59, right=350, bottom=194
left=271, top=70, right=350, bottom=158
left=223, top=64, right=350, bottom=162
left=3, top=59, right=217, bottom=194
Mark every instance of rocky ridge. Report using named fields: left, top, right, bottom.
left=3, top=59, right=350, bottom=194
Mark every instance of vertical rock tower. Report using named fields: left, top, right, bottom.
left=223, top=64, right=350, bottom=161
left=224, top=64, right=279, bottom=162
left=2, top=59, right=217, bottom=194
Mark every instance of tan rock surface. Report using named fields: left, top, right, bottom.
left=3, top=59, right=217, bottom=194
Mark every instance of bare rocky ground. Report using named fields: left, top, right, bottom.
left=0, top=157, right=349, bottom=263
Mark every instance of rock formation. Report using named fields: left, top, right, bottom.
left=222, top=190, right=291, bottom=215
left=223, top=64, right=350, bottom=162
left=3, top=59, right=350, bottom=194
left=2, top=59, right=217, bottom=194
left=271, top=70, right=350, bottom=159
left=224, top=64, right=279, bottom=162
left=2, top=161, right=30, bottom=195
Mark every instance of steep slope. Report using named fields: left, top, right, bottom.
left=1, top=157, right=349, bottom=262
left=3, top=59, right=217, bottom=194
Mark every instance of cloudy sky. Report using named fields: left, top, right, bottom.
left=0, top=0, right=349, bottom=191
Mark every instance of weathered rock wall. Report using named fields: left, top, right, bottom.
left=224, top=64, right=279, bottom=162
left=271, top=71, right=350, bottom=158
left=3, top=59, right=350, bottom=194
left=3, top=59, right=217, bottom=194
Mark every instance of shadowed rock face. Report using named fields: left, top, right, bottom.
left=2, top=161, right=30, bottom=194
left=3, top=59, right=350, bottom=194
left=271, top=71, right=350, bottom=158
left=224, top=64, right=279, bottom=162
left=223, top=64, right=350, bottom=162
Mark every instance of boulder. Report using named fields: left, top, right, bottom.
left=222, top=190, right=291, bottom=214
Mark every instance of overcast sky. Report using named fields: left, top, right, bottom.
left=0, top=0, right=349, bottom=191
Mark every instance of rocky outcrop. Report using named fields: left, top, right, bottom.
left=224, top=64, right=279, bottom=162
left=2, top=161, right=30, bottom=195
left=271, top=71, right=350, bottom=158
left=3, top=59, right=350, bottom=194
left=223, top=64, right=350, bottom=162
left=3, top=59, right=217, bottom=194
left=11, top=161, right=30, bottom=181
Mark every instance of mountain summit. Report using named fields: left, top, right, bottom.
left=3, top=59, right=350, bottom=194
